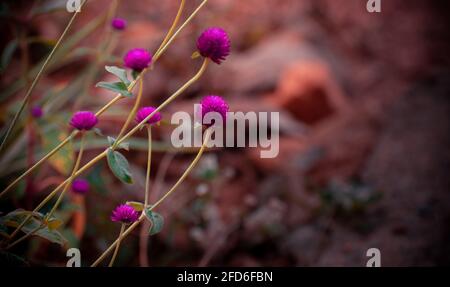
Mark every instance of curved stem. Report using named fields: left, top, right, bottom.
left=154, top=0, right=209, bottom=61
left=154, top=0, right=186, bottom=57
left=151, top=128, right=211, bottom=210
left=108, top=223, right=125, bottom=267
left=144, top=126, right=152, bottom=207
left=0, top=0, right=88, bottom=153
left=91, top=129, right=211, bottom=267
left=117, top=58, right=209, bottom=146
left=112, top=79, right=143, bottom=150
left=46, top=133, right=86, bottom=219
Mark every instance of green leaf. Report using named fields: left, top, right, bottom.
left=132, top=70, right=140, bottom=80
left=1, top=39, right=18, bottom=72
left=106, top=148, right=133, bottom=184
left=93, top=127, right=104, bottom=136
left=46, top=218, right=63, bottom=230
left=107, top=136, right=129, bottom=151
left=42, top=128, right=74, bottom=175
left=0, top=210, right=66, bottom=246
left=33, top=226, right=67, bottom=246
left=96, top=81, right=132, bottom=97
left=144, top=208, right=164, bottom=235
left=126, top=201, right=145, bottom=212
left=105, top=65, right=130, bottom=86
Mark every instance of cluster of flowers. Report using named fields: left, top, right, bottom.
left=64, top=20, right=231, bottom=224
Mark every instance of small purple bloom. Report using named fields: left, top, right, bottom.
left=200, top=95, right=229, bottom=126
left=70, top=111, right=98, bottom=131
left=111, top=204, right=139, bottom=224
left=31, top=106, right=43, bottom=118
left=197, top=27, right=231, bottom=64
left=111, top=18, right=127, bottom=31
left=135, top=106, right=162, bottom=125
left=123, top=48, right=152, bottom=71
left=71, top=178, right=90, bottom=195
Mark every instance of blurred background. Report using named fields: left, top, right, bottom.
left=0, top=0, right=449, bottom=266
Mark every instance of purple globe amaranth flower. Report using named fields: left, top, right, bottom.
left=200, top=95, right=229, bottom=126
left=124, top=48, right=152, bottom=71
left=197, top=27, right=231, bottom=64
left=111, top=18, right=127, bottom=31
left=70, top=111, right=98, bottom=131
left=111, top=204, right=139, bottom=224
left=31, top=106, right=43, bottom=118
left=71, top=178, right=90, bottom=195
left=135, top=106, right=162, bottom=125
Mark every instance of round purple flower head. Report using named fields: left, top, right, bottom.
left=31, top=106, right=43, bottom=118
left=70, top=111, right=98, bottom=131
left=71, top=178, right=90, bottom=195
left=111, top=18, right=127, bottom=31
left=111, top=204, right=139, bottom=224
left=124, top=48, right=152, bottom=71
left=200, top=95, right=229, bottom=126
left=197, top=27, right=231, bottom=64
left=135, top=106, right=162, bottom=125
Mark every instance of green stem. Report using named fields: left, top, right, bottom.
left=144, top=126, right=152, bottom=207
left=46, top=133, right=86, bottom=219
left=6, top=224, right=42, bottom=250
left=108, top=223, right=125, bottom=267
left=91, top=129, right=211, bottom=267
left=117, top=58, right=209, bottom=146
left=112, top=79, right=143, bottom=150
left=0, top=0, right=88, bottom=153
left=154, top=0, right=208, bottom=61
left=154, top=0, right=186, bottom=57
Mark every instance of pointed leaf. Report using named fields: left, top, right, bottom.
left=191, top=51, right=201, bottom=59
left=42, top=128, right=74, bottom=175
left=0, top=210, right=66, bottom=246
left=107, top=136, right=129, bottom=151
left=126, top=201, right=145, bottom=212
left=96, top=81, right=132, bottom=97
left=132, top=70, right=140, bottom=80
left=144, top=208, right=164, bottom=235
left=46, top=218, right=63, bottom=230
left=105, top=65, right=130, bottom=86
left=1, top=39, right=18, bottom=72
left=106, top=148, right=133, bottom=184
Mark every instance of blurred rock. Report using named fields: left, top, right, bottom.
left=271, top=60, right=351, bottom=124
left=208, top=32, right=317, bottom=95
